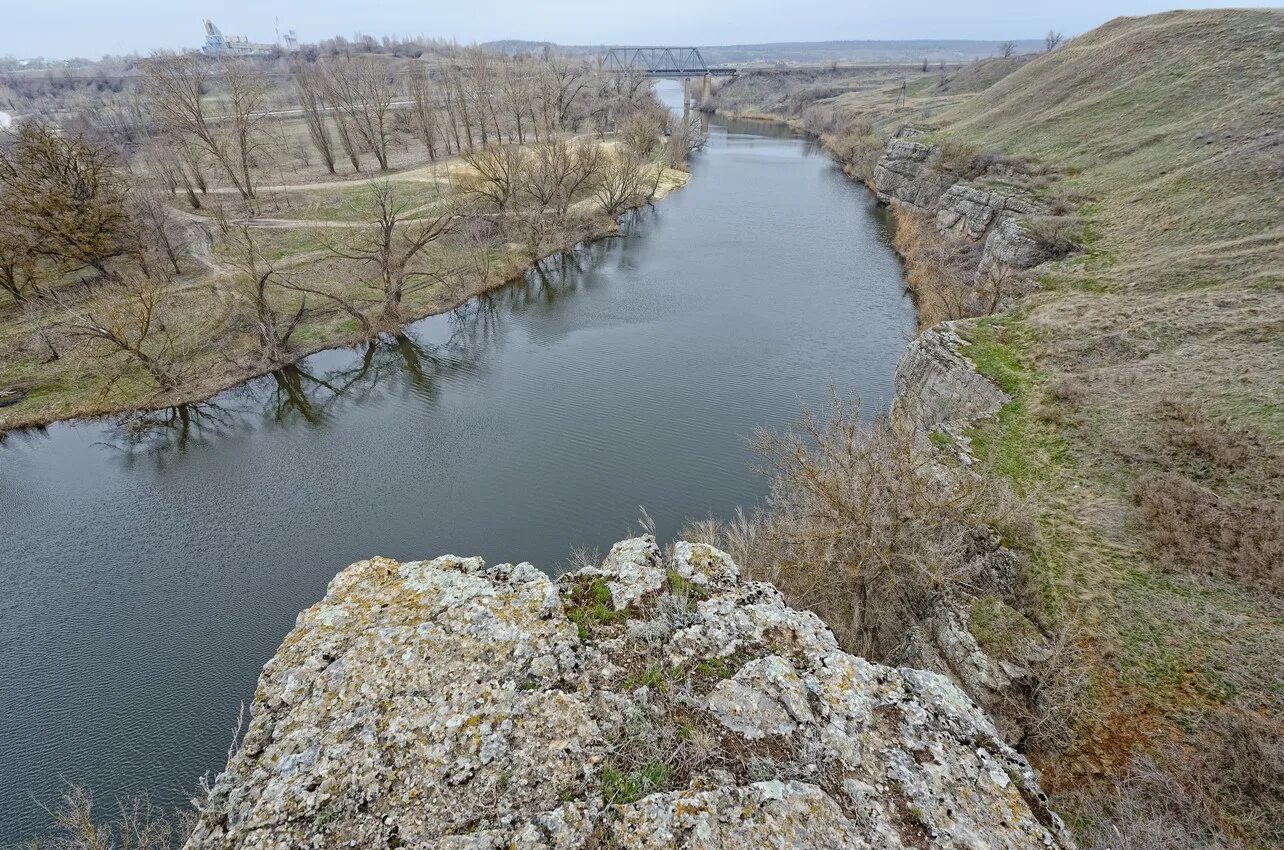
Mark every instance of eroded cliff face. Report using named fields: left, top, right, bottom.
left=871, top=129, right=1053, bottom=282
left=186, top=537, right=1071, bottom=849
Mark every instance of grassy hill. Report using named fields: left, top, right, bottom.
left=944, top=10, right=1284, bottom=848
left=711, top=9, right=1284, bottom=848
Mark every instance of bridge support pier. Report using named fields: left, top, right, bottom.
left=701, top=73, right=711, bottom=104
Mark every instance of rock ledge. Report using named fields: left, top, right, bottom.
left=187, top=538, right=1071, bottom=849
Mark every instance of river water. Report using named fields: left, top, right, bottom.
left=0, top=87, right=914, bottom=841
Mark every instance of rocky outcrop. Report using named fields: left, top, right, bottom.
left=978, top=217, right=1048, bottom=279
left=891, top=321, right=1009, bottom=441
left=935, top=183, right=1043, bottom=240
left=872, top=135, right=952, bottom=210
left=186, top=537, right=1071, bottom=850
left=870, top=133, right=1054, bottom=283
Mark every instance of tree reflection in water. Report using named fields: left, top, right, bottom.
left=99, top=295, right=507, bottom=460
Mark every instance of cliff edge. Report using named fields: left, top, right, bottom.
left=187, top=537, right=1070, bottom=849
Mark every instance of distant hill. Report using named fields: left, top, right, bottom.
left=481, top=39, right=1044, bottom=66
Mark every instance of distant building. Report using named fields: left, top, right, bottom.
left=201, top=19, right=295, bottom=56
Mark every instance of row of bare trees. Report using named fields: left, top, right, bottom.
left=135, top=50, right=658, bottom=209
left=2, top=46, right=682, bottom=406
left=291, top=50, right=655, bottom=175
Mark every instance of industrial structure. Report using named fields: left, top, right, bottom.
left=603, top=47, right=736, bottom=110
left=201, top=19, right=297, bottom=56
left=602, top=47, right=737, bottom=79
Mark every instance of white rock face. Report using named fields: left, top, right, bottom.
left=892, top=321, right=1010, bottom=436
left=186, top=538, right=1071, bottom=849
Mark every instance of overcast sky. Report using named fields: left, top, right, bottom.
left=4, top=0, right=1274, bottom=59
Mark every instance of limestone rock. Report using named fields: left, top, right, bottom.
left=936, top=183, right=1043, bottom=240
left=979, top=216, right=1049, bottom=277
left=186, top=538, right=1072, bottom=850
left=872, top=137, right=953, bottom=209
left=891, top=321, right=1010, bottom=437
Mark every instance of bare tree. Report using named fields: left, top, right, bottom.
left=999, top=40, right=1018, bottom=58
left=459, top=145, right=526, bottom=214
left=319, top=56, right=397, bottom=171
left=227, top=226, right=305, bottom=362
left=594, top=150, right=652, bottom=216
left=665, top=115, right=706, bottom=169
left=295, top=63, right=337, bottom=174
left=128, top=184, right=184, bottom=278
left=501, top=63, right=535, bottom=144
left=143, top=55, right=269, bottom=200
left=326, top=181, right=454, bottom=323
left=62, top=276, right=183, bottom=392
left=1045, top=30, right=1065, bottom=51
left=406, top=61, right=444, bottom=159
left=619, top=110, right=665, bottom=158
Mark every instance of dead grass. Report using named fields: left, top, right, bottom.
left=890, top=206, right=985, bottom=328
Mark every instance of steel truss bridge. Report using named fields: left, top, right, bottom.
left=603, top=47, right=737, bottom=78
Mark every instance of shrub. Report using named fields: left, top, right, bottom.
left=1155, top=398, right=1269, bottom=475
left=742, top=395, right=1005, bottom=660
left=931, top=139, right=985, bottom=179
left=1022, top=215, right=1082, bottom=258
left=24, top=784, right=191, bottom=850
left=829, top=122, right=885, bottom=183
left=891, top=207, right=985, bottom=327
left=1133, top=471, right=1283, bottom=589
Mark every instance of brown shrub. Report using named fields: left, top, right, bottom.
left=730, top=394, right=1005, bottom=661
left=891, top=206, right=984, bottom=327
left=1073, top=707, right=1284, bottom=850
left=1022, top=215, right=1082, bottom=258
left=1155, top=398, right=1272, bottom=477
left=828, top=122, right=885, bottom=184
left=931, top=139, right=985, bottom=179
left=25, top=784, right=192, bottom=850
left=1132, top=471, right=1283, bottom=589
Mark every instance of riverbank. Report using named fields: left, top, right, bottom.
left=0, top=157, right=689, bottom=437
left=709, top=10, right=1284, bottom=848
left=1, top=111, right=919, bottom=843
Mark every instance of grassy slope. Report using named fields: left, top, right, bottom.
left=938, top=10, right=1283, bottom=843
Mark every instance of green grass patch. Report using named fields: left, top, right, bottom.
left=564, top=578, right=626, bottom=640
left=601, top=762, right=672, bottom=805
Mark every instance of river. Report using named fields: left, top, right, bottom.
left=0, top=85, right=914, bottom=842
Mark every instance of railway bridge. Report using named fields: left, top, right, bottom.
left=602, top=47, right=737, bottom=105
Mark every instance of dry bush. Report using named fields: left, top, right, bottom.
left=798, top=104, right=843, bottom=136
left=618, top=110, right=665, bottom=159
left=829, top=121, right=884, bottom=184
left=741, top=394, right=1003, bottom=660
left=1022, top=215, right=1082, bottom=259
left=1002, top=624, right=1094, bottom=755
left=23, top=784, right=191, bottom=850
left=1155, top=398, right=1276, bottom=478
left=1074, top=707, right=1283, bottom=850
left=1133, top=471, right=1283, bottom=589
left=891, top=207, right=984, bottom=327
left=1075, top=754, right=1242, bottom=850
left=930, top=139, right=985, bottom=179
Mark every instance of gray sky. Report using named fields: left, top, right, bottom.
left=4, top=0, right=1275, bottom=60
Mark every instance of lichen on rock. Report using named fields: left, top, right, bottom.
left=186, top=537, right=1072, bottom=849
